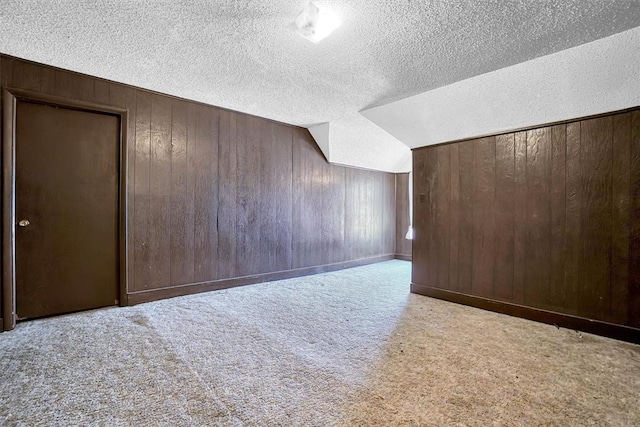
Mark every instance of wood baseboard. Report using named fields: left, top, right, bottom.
left=127, top=255, right=396, bottom=305
left=394, top=254, right=412, bottom=261
left=411, top=283, right=640, bottom=344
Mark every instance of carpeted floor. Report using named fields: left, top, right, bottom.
left=0, top=260, right=638, bottom=426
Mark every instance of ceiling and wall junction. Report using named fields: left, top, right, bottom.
left=1, top=0, right=639, bottom=172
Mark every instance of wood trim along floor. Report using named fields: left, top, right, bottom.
left=128, top=254, right=396, bottom=305
left=411, top=283, right=640, bottom=344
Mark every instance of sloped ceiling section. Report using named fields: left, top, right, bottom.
left=361, top=26, right=640, bottom=150
left=308, top=122, right=330, bottom=161
left=1, top=1, right=640, bottom=172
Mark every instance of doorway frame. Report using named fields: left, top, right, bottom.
left=2, top=88, right=128, bottom=331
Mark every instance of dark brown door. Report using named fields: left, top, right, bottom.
left=15, top=101, right=119, bottom=320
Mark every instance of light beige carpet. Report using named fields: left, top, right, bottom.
left=0, top=260, right=638, bottom=426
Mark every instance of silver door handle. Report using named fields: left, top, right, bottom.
left=18, top=219, right=30, bottom=227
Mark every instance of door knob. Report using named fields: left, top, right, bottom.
left=18, top=219, right=30, bottom=227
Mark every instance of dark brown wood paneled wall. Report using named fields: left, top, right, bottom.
left=0, top=54, right=3, bottom=323
left=395, top=173, right=412, bottom=258
left=411, top=109, right=640, bottom=335
left=0, top=55, right=396, bottom=307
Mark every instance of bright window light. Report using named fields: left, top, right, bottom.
left=290, top=1, right=341, bottom=44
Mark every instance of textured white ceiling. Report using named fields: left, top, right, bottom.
left=1, top=1, right=639, bottom=172
left=362, top=27, right=640, bottom=149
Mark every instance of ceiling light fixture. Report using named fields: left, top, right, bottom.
left=290, top=1, right=341, bottom=44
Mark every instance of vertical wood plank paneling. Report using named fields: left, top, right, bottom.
left=471, top=137, right=495, bottom=298
left=124, top=87, right=138, bottom=292
left=39, top=65, right=55, bottom=94
left=494, top=133, right=515, bottom=301
left=412, top=150, right=429, bottom=284
left=357, top=170, right=367, bottom=260
left=291, top=128, right=305, bottom=268
left=2, top=55, right=404, bottom=316
left=629, top=111, right=640, bottom=328
left=356, top=171, right=365, bottom=259
left=237, top=115, right=261, bottom=275
left=610, top=112, right=631, bottom=325
left=193, top=105, right=213, bottom=281
left=371, top=171, right=379, bottom=258
left=366, top=172, right=376, bottom=258
left=184, top=103, right=197, bottom=283
left=395, top=174, right=405, bottom=254
left=457, top=141, right=474, bottom=294
left=434, top=145, right=450, bottom=289
left=564, top=122, right=581, bottom=315
left=320, top=160, right=332, bottom=265
left=524, top=128, right=551, bottom=308
left=275, top=125, right=293, bottom=271
left=307, top=141, right=320, bottom=264
left=382, top=173, right=392, bottom=255
left=420, top=150, right=437, bottom=286
left=347, top=169, right=366, bottom=259
left=1, top=56, right=14, bottom=87
left=408, top=161, right=417, bottom=275
left=217, top=110, right=237, bottom=279
left=344, top=167, right=357, bottom=262
left=550, top=125, right=567, bottom=309
left=0, top=54, right=3, bottom=316
left=9, top=56, right=640, bottom=333
left=305, top=131, right=317, bottom=267
left=413, top=108, right=638, bottom=330
left=381, top=172, right=391, bottom=255
left=322, top=165, right=346, bottom=264
left=372, top=171, right=381, bottom=258
left=426, top=150, right=437, bottom=286
left=93, top=80, right=110, bottom=105
left=580, top=117, right=613, bottom=321
left=375, top=172, right=384, bottom=257
left=342, top=168, right=352, bottom=262
left=260, top=119, right=278, bottom=274
left=382, top=173, right=396, bottom=255
left=512, top=131, right=527, bottom=304
left=395, top=173, right=412, bottom=257
left=355, top=170, right=366, bottom=260
left=11, top=59, right=40, bottom=91
left=208, top=108, right=219, bottom=279
left=363, top=171, right=373, bottom=259
left=234, top=113, right=254, bottom=276
left=108, top=83, right=126, bottom=108
left=79, top=75, right=94, bottom=101
left=169, top=100, right=188, bottom=285
left=408, top=109, right=640, bottom=335
left=310, top=143, right=324, bottom=263
left=148, top=95, right=172, bottom=288
left=133, top=91, right=151, bottom=291
left=448, top=146, right=460, bottom=291
left=403, top=172, right=412, bottom=257
left=292, top=129, right=321, bottom=268
left=359, top=171, right=368, bottom=259
left=55, top=70, right=82, bottom=100
left=373, top=172, right=383, bottom=257
left=338, top=166, right=348, bottom=262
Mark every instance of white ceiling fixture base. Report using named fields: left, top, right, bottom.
left=290, top=1, right=341, bottom=44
